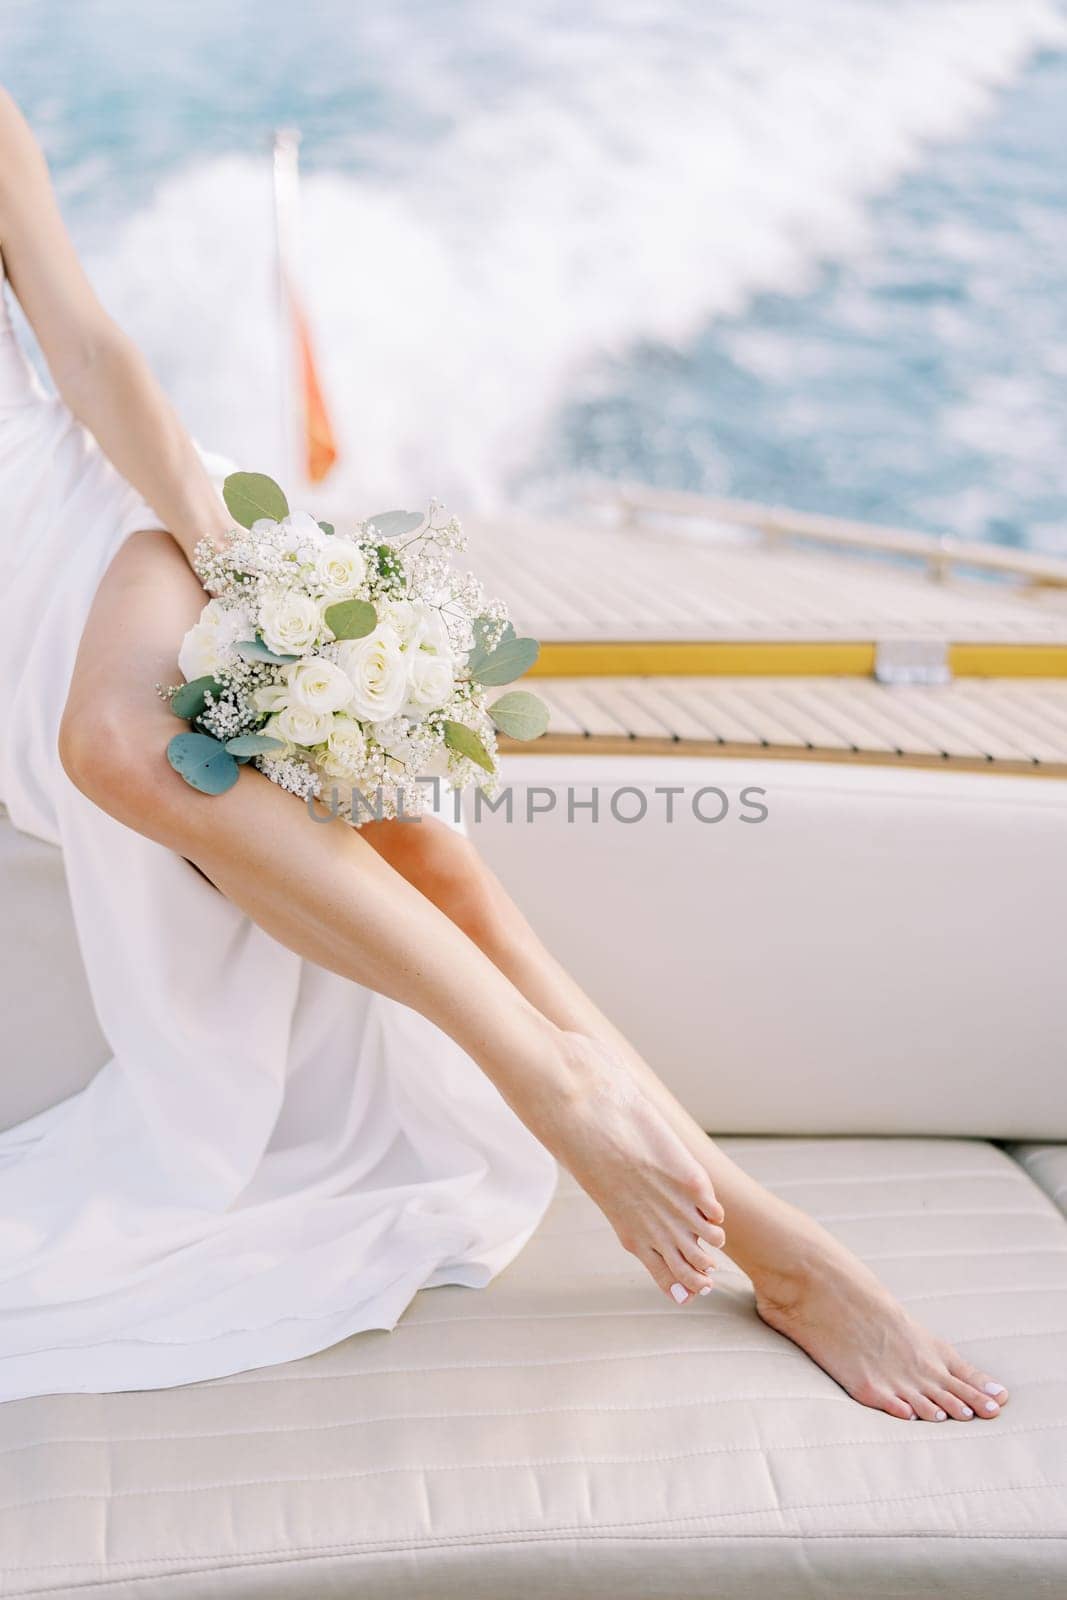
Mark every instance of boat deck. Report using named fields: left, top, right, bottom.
left=528, top=676, right=1067, bottom=777
left=466, top=492, right=1067, bottom=777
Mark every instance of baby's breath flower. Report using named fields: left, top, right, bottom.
left=173, top=493, right=527, bottom=826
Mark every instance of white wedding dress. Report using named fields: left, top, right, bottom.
left=0, top=264, right=556, bottom=1404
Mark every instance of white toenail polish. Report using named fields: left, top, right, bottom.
left=670, top=1283, right=688, bottom=1303
left=984, top=1383, right=1006, bottom=1397
left=984, top=1400, right=998, bottom=1413
left=935, top=1409, right=946, bottom=1421
left=961, top=1406, right=973, bottom=1418
left=699, top=1285, right=712, bottom=1296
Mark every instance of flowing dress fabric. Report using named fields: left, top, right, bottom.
left=0, top=282, right=557, bottom=1404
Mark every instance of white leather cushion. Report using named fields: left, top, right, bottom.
left=470, top=756, right=1067, bottom=1139
left=2, top=1138, right=1064, bottom=1597
left=1008, top=1145, right=1067, bottom=1218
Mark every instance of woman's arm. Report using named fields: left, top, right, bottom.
left=0, top=89, right=231, bottom=564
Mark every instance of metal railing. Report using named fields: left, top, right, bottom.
left=605, top=483, right=1067, bottom=589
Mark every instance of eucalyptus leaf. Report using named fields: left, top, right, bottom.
left=324, top=598, right=377, bottom=641
left=443, top=720, right=495, bottom=774
left=470, top=634, right=540, bottom=686
left=170, top=675, right=223, bottom=721
left=467, top=617, right=515, bottom=677
left=224, top=733, right=286, bottom=757
left=167, top=732, right=240, bottom=796
left=235, top=638, right=300, bottom=665
left=223, top=471, right=290, bottom=529
left=365, top=509, right=423, bottom=539
left=317, top=520, right=335, bottom=537
left=488, top=690, right=550, bottom=741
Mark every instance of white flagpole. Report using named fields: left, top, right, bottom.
left=271, top=127, right=302, bottom=492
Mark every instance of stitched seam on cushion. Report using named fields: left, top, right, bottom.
left=400, top=1285, right=1067, bottom=1328
left=194, top=1343, right=812, bottom=1388
left=12, top=1390, right=1067, bottom=1460
left=10, top=1538, right=1067, bottom=1600
left=951, top=1327, right=1067, bottom=1342
left=860, top=1247, right=1067, bottom=1263
left=0, top=1391, right=855, bottom=1461
left=553, top=1170, right=1028, bottom=1192
left=186, top=1330, right=1064, bottom=1391
left=757, top=1171, right=1031, bottom=1189
left=6, top=1482, right=1066, bottom=1578
left=3, top=1432, right=1065, bottom=1519
left=2, top=1417, right=1063, bottom=1500
left=897, top=1285, right=1067, bottom=1306
left=9, top=1538, right=1067, bottom=1600
left=798, top=1209, right=1057, bottom=1223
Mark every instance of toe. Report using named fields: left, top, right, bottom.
left=641, top=1248, right=694, bottom=1305
left=881, top=1394, right=916, bottom=1421
left=680, top=1233, right=722, bottom=1274
left=852, top=1379, right=914, bottom=1420
left=947, top=1356, right=1008, bottom=1413
left=664, top=1245, right=715, bottom=1297
left=690, top=1217, right=726, bottom=1251
left=929, top=1384, right=975, bottom=1421
left=904, top=1390, right=948, bottom=1422
left=943, top=1374, right=996, bottom=1418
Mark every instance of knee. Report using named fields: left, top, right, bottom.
left=58, top=692, right=175, bottom=823
left=399, top=826, right=508, bottom=950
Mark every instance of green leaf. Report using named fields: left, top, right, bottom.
left=488, top=690, right=550, bottom=741
left=223, top=472, right=290, bottom=529
left=469, top=634, right=540, bottom=686
left=366, top=509, right=423, bottom=539
left=235, top=638, right=300, bottom=665
left=317, top=520, right=335, bottom=537
left=467, top=617, right=515, bottom=677
left=170, top=675, right=224, bottom=721
left=443, top=720, right=495, bottom=774
left=224, top=733, right=286, bottom=757
left=324, top=598, right=377, bottom=641
left=166, top=732, right=240, bottom=795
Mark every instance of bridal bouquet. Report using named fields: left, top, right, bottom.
left=163, top=472, right=549, bottom=822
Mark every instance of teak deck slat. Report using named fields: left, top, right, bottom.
left=503, top=678, right=1067, bottom=778
left=468, top=512, right=1067, bottom=660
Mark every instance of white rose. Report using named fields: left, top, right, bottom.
left=319, top=717, right=367, bottom=778
left=178, top=599, right=241, bottom=681
left=413, top=603, right=452, bottom=658
left=252, top=681, right=290, bottom=714
left=380, top=600, right=420, bottom=648
left=335, top=627, right=408, bottom=723
left=404, top=650, right=455, bottom=713
left=383, top=599, right=450, bottom=656
left=314, top=539, right=367, bottom=599
left=258, top=590, right=322, bottom=656
left=273, top=510, right=329, bottom=560
left=259, top=713, right=293, bottom=754
left=275, top=704, right=335, bottom=748
left=286, top=658, right=353, bottom=715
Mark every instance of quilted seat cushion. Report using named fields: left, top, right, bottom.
left=2, top=1137, right=1065, bottom=1598
left=1009, top=1145, right=1067, bottom=1218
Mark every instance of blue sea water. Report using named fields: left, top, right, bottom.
left=3, top=0, right=1066, bottom=546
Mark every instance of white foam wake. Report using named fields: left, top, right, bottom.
left=88, top=0, right=1066, bottom=512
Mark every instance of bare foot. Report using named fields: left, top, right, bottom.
left=753, top=1232, right=1009, bottom=1422
left=543, top=1033, right=726, bottom=1304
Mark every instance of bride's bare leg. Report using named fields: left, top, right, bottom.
left=58, top=532, right=723, bottom=1306
left=364, top=814, right=1010, bottom=1424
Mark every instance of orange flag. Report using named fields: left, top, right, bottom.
left=290, top=293, right=338, bottom=484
